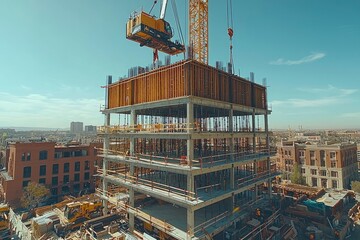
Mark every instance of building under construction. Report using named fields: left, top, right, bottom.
left=97, top=58, right=278, bottom=239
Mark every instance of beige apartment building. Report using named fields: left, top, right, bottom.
left=277, top=140, right=358, bottom=190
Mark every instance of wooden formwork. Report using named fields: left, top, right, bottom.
left=107, top=60, right=267, bottom=110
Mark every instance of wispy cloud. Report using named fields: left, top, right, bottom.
left=269, top=52, right=325, bottom=65
left=341, top=112, right=360, bottom=118
left=270, top=86, right=357, bottom=108
left=297, top=85, right=358, bottom=96
left=0, top=92, right=103, bottom=128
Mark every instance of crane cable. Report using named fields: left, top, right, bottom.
left=171, top=0, right=185, bottom=53
left=227, top=0, right=234, bottom=73
left=149, top=0, right=158, bottom=15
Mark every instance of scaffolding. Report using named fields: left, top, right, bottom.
left=98, top=60, right=276, bottom=239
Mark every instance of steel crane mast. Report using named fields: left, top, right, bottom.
left=189, top=0, right=208, bottom=64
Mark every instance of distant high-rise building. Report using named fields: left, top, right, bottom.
left=70, top=122, right=83, bottom=133
left=277, top=140, right=358, bottom=189
left=84, top=125, right=97, bottom=133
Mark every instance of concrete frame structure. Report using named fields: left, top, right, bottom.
left=98, top=60, right=276, bottom=239
left=277, top=140, right=358, bottom=190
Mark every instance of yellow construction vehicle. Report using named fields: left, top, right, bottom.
left=126, top=0, right=185, bottom=55
left=0, top=204, right=9, bottom=231
left=63, top=201, right=103, bottom=227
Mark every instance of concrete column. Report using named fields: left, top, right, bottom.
left=187, top=207, right=194, bottom=238
left=252, top=109, right=256, bottom=153
left=229, top=108, right=234, bottom=162
left=187, top=102, right=194, bottom=166
left=187, top=173, right=194, bottom=193
left=230, top=166, right=235, bottom=189
left=129, top=164, right=135, bottom=232
left=130, top=109, right=137, bottom=155
left=129, top=109, right=136, bottom=231
left=264, top=99, right=271, bottom=199
left=102, top=112, right=110, bottom=213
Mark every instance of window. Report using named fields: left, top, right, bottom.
left=52, top=164, right=59, bottom=174
left=320, top=160, right=326, bottom=167
left=310, top=151, right=315, bottom=159
left=74, top=173, right=80, bottom=182
left=52, top=177, right=58, bottom=186
left=64, top=163, right=70, bottom=173
left=331, top=171, right=338, bottom=177
left=39, top=178, right=46, bottom=185
left=320, top=150, right=325, bottom=160
left=320, top=170, right=327, bottom=176
left=23, top=166, right=31, bottom=178
left=84, top=161, right=90, bottom=170
left=312, top=177, right=318, bottom=187
left=39, top=165, right=46, bottom=176
left=330, top=151, right=336, bottom=159
left=321, top=179, right=327, bottom=188
left=310, top=159, right=315, bottom=166
left=84, top=172, right=90, bottom=180
left=22, top=180, right=30, bottom=188
left=39, top=150, right=48, bottom=160
left=299, top=151, right=305, bottom=157
left=26, top=153, right=31, bottom=161
left=311, top=169, right=317, bottom=175
left=331, top=161, right=337, bottom=168
left=332, top=180, right=338, bottom=188
left=21, top=153, right=25, bottom=161
left=301, top=168, right=305, bottom=174
left=75, top=162, right=80, bottom=172
left=63, top=175, right=69, bottom=184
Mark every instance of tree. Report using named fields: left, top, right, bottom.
left=351, top=181, right=360, bottom=194
left=21, top=182, right=50, bottom=209
left=290, top=162, right=306, bottom=185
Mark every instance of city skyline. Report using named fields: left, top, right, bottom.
left=1, top=0, right=359, bottom=129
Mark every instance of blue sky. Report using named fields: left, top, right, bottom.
left=0, top=0, right=359, bottom=130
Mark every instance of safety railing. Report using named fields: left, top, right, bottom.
left=193, top=211, right=229, bottom=234
left=98, top=169, right=197, bottom=201
left=97, top=123, right=199, bottom=134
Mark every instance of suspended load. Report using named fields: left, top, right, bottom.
left=126, top=11, right=185, bottom=55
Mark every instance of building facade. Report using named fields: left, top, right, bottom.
left=70, top=122, right=83, bottom=133
left=277, top=140, right=358, bottom=189
left=0, top=141, right=101, bottom=206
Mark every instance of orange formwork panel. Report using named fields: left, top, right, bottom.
left=107, top=60, right=267, bottom=110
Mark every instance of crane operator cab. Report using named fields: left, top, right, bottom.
left=126, top=11, right=185, bottom=55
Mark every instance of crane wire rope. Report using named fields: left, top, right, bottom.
left=149, top=0, right=158, bottom=15
left=227, top=0, right=235, bottom=73
left=171, top=0, right=186, bottom=59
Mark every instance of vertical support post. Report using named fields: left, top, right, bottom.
left=264, top=90, right=272, bottom=199
left=129, top=109, right=136, bottom=232
left=229, top=107, right=234, bottom=162
left=187, top=102, right=194, bottom=167
left=102, top=112, right=110, bottom=214
left=230, top=165, right=235, bottom=189
left=129, top=164, right=135, bottom=232
left=252, top=109, right=256, bottom=153
left=187, top=207, right=194, bottom=238
left=130, top=109, right=137, bottom=155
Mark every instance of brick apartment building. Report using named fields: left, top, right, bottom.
left=0, top=141, right=101, bottom=206
left=277, top=140, right=358, bottom=190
